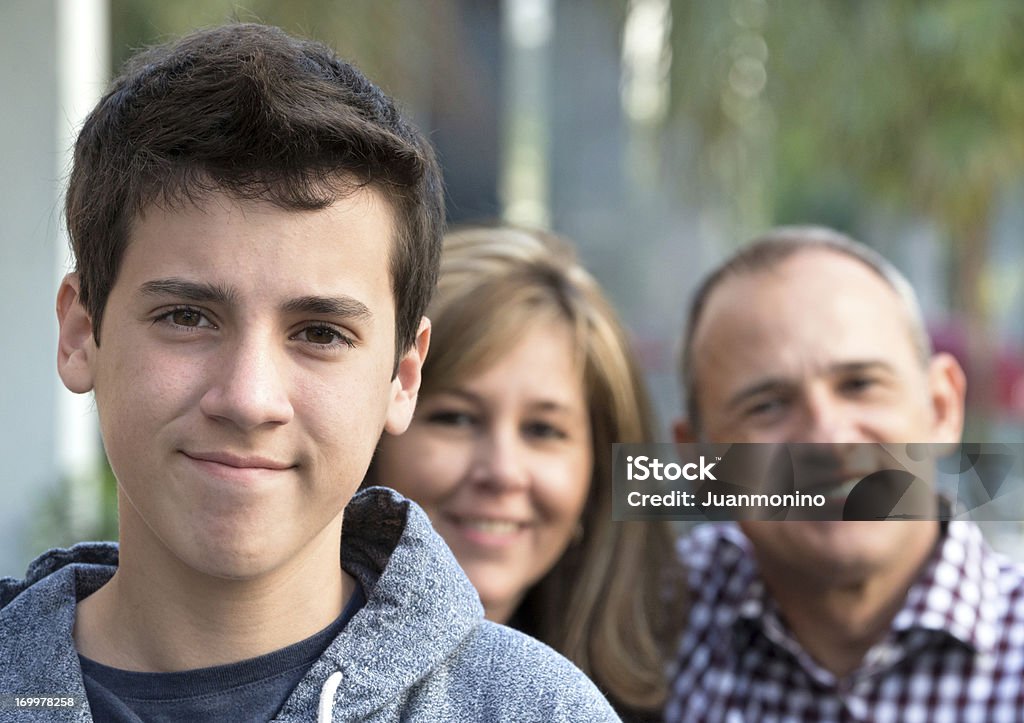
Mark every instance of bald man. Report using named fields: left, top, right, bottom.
left=665, top=227, right=1024, bottom=722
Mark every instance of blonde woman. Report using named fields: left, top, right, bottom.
left=373, top=227, right=682, bottom=719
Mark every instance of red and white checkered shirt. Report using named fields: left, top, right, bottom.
left=666, top=521, right=1024, bottom=722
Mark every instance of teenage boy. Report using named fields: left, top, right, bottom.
left=0, top=24, right=618, bottom=722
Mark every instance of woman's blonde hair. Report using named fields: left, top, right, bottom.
left=422, top=226, right=682, bottom=715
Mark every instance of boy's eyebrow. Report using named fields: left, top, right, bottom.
left=281, top=295, right=372, bottom=320
left=138, top=280, right=372, bottom=320
left=138, top=278, right=237, bottom=304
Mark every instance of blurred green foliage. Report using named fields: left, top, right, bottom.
left=665, top=0, right=1024, bottom=433
left=110, top=0, right=448, bottom=119
left=666, top=0, right=1024, bottom=275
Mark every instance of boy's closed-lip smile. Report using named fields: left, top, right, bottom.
left=181, top=450, right=297, bottom=483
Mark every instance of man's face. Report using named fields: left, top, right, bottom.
left=683, top=249, right=964, bottom=585
left=57, top=189, right=426, bottom=581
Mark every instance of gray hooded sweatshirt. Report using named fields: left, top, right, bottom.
left=0, top=487, right=619, bottom=722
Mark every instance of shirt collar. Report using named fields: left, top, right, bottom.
left=725, top=520, right=1002, bottom=657
left=892, top=520, right=1001, bottom=655
left=720, top=528, right=838, bottom=686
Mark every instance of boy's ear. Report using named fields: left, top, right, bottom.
left=384, top=316, right=431, bottom=435
left=673, top=417, right=697, bottom=443
left=56, top=273, right=97, bottom=394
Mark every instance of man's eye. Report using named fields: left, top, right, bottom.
left=840, top=376, right=877, bottom=394
left=295, top=325, right=355, bottom=348
left=746, top=398, right=785, bottom=417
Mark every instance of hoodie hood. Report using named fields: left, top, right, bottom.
left=277, top=487, right=485, bottom=720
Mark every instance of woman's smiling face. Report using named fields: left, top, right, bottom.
left=375, top=320, right=593, bottom=623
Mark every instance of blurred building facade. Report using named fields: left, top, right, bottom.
left=3, top=0, right=1022, bottom=575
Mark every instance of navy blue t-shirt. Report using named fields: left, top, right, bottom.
left=79, top=583, right=365, bottom=722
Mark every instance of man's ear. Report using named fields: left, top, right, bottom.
left=673, top=417, right=697, bottom=443
left=56, top=273, right=97, bottom=394
left=384, top=316, right=431, bottom=435
left=927, top=351, right=966, bottom=443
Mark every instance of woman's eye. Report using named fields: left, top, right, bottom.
left=524, top=421, right=567, bottom=440
left=294, top=325, right=355, bottom=348
left=426, top=410, right=477, bottom=427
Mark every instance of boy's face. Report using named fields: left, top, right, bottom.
left=57, top=188, right=427, bottom=580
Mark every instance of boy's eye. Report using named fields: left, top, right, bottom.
left=293, top=325, right=356, bottom=348
left=155, top=306, right=214, bottom=329
left=303, top=327, right=339, bottom=344
left=173, top=308, right=203, bottom=326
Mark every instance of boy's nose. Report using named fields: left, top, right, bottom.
left=199, top=339, right=294, bottom=430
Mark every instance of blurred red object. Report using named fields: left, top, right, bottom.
left=930, top=321, right=1024, bottom=420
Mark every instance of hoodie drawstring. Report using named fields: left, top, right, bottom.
left=318, top=670, right=344, bottom=723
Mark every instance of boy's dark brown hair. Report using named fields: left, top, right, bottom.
left=65, top=23, right=444, bottom=366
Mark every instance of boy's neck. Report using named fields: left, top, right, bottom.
left=73, top=512, right=351, bottom=672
